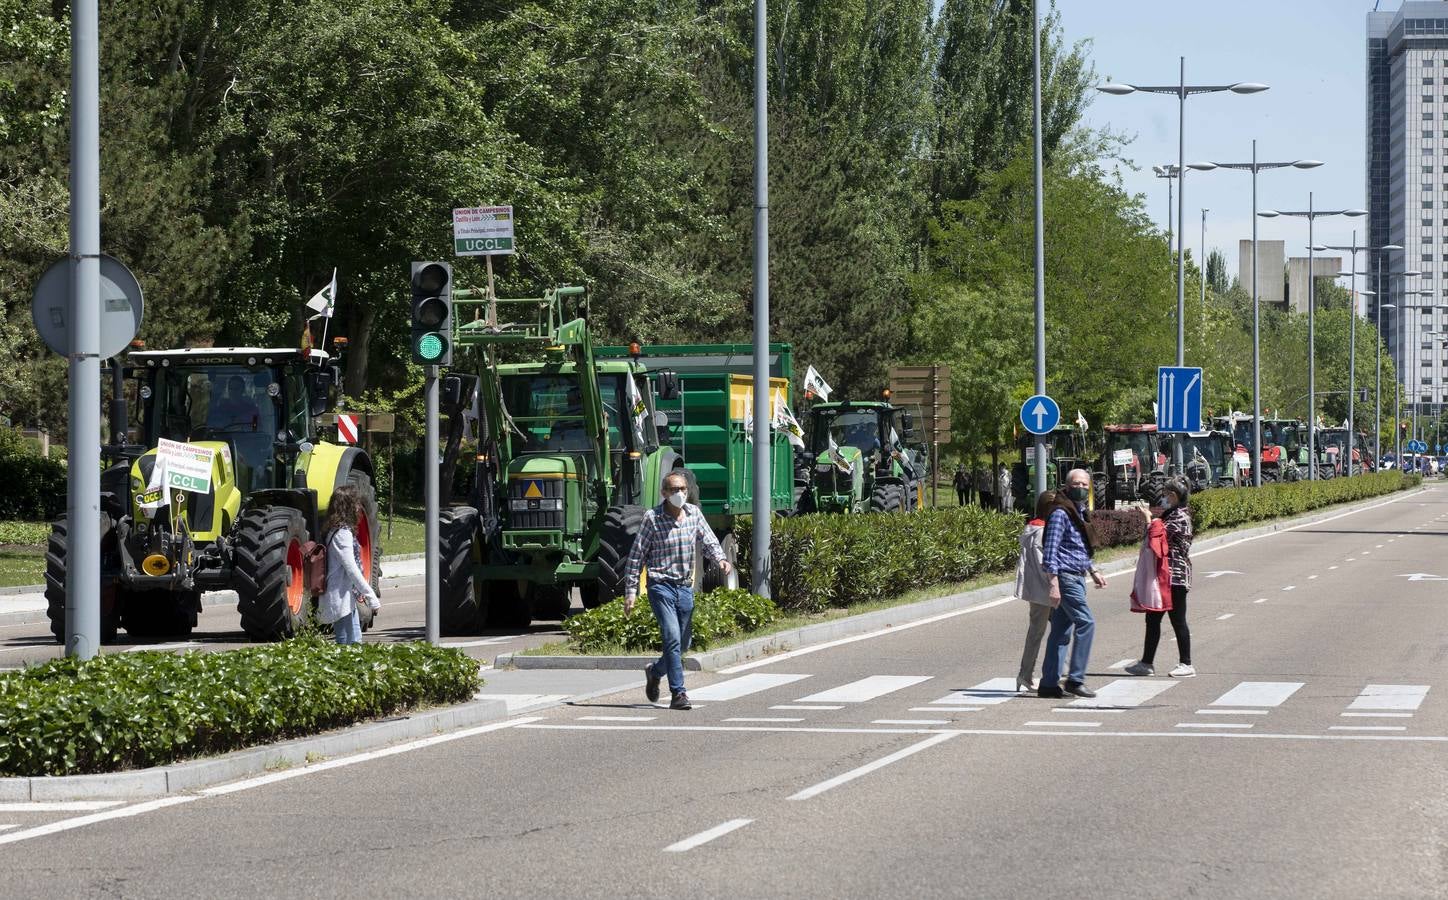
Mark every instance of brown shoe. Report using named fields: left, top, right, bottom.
left=670, top=691, right=692, bottom=710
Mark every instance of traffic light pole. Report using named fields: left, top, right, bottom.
left=424, top=365, right=440, bottom=645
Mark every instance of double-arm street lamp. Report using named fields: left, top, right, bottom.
left=1323, top=237, right=1403, bottom=476
left=1258, top=195, right=1367, bottom=479
left=1099, top=60, right=1268, bottom=371
left=1192, top=143, right=1321, bottom=485
left=1154, top=165, right=1179, bottom=253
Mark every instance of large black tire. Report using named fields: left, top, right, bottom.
left=869, top=482, right=904, bottom=514
left=43, top=516, right=120, bottom=644
left=233, top=507, right=309, bottom=641
left=703, top=532, right=740, bottom=592
left=594, top=505, right=646, bottom=604
left=439, top=506, right=486, bottom=636
left=486, top=582, right=534, bottom=630
left=347, top=470, right=381, bottom=633
left=120, top=589, right=198, bottom=639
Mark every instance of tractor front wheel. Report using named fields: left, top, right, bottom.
left=233, top=507, right=310, bottom=641
left=869, top=483, right=905, bottom=514
left=43, top=515, right=120, bottom=644
left=439, top=506, right=486, bottom=636
left=594, top=505, right=645, bottom=604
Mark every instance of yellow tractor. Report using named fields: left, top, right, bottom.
left=44, top=347, right=380, bottom=643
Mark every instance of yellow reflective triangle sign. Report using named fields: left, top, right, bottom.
left=524, top=480, right=544, bottom=499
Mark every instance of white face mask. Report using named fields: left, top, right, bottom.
left=666, top=489, right=687, bottom=509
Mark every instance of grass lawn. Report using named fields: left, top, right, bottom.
left=0, top=545, right=46, bottom=589
left=378, top=504, right=426, bottom=556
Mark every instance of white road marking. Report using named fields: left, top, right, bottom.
left=122, top=642, right=201, bottom=653
left=201, top=717, right=542, bottom=797
left=1282, top=585, right=1297, bottom=591
left=1211, top=682, right=1304, bottom=708
left=1308, top=575, right=1318, bottom=581
left=0, top=825, right=16, bottom=833
left=578, top=715, right=656, bottom=722
left=911, top=707, right=981, bottom=713
left=1340, top=712, right=1414, bottom=718
left=1329, top=725, right=1408, bottom=732
left=932, top=677, right=1020, bottom=706
left=1053, top=707, right=1125, bottom=714
left=1348, top=684, right=1430, bottom=711
left=664, top=818, right=753, bottom=852
left=687, top=673, right=811, bottom=702
left=1024, top=720, right=1100, bottom=728
left=1194, top=709, right=1269, bottom=716
left=1362, top=551, right=1372, bottom=555
left=1346, top=558, right=1356, bottom=562
left=439, top=637, right=518, bottom=648
left=1068, top=679, right=1175, bottom=708
left=797, top=675, right=932, bottom=704
left=1328, top=565, right=1339, bottom=570
left=1217, top=613, right=1235, bottom=620
left=788, top=733, right=959, bottom=801
left=1254, top=599, right=1268, bottom=604
left=0, top=801, right=123, bottom=812
left=0, top=796, right=197, bottom=847
left=874, top=719, right=950, bottom=726
left=1109, top=659, right=1135, bottom=670
left=1377, top=544, right=1385, bottom=549
left=474, top=693, right=570, bottom=712
left=716, top=596, right=1015, bottom=674
left=1177, top=722, right=1253, bottom=729
left=726, top=717, right=803, bottom=723
left=771, top=705, right=844, bottom=711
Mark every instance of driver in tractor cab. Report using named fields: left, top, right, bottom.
left=209, top=375, right=261, bottom=431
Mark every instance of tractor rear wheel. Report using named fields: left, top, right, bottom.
left=43, top=515, right=120, bottom=644
left=594, top=505, right=645, bottom=603
left=233, top=507, right=309, bottom=641
left=869, top=483, right=905, bottom=514
left=439, top=506, right=486, bottom=635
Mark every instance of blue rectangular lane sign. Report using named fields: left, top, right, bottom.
left=1157, top=366, right=1203, bottom=433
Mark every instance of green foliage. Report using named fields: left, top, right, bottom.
left=0, top=426, right=65, bottom=521
left=563, top=588, right=779, bottom=654
left=0, top=635, right=480, bottom=776
left=1090, top=508, right=1151, bottom=549
left=0, top=521, right=49, bottom=545
left=1190, top=472, right=1416, bottom=531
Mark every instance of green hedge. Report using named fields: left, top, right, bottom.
left=564, top=588, right=779, bottom=654
left=1191, top=471, right=1418, bottom=530
left=0, top=636, right=481, bottom=777
left=0, top=521, right=49, bottom=545
left=739, top=505, right=1020, bottom=613
left=0, top=427, right=66, bottom=522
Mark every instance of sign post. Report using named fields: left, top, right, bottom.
left=889, top=365, right=951, bottom=508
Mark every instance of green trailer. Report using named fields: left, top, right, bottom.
left=597, top=344, right=796, bottom=589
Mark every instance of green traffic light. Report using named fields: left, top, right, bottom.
left=417, top=332, right=446, bottom=361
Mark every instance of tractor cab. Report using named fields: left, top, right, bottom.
left=801, top=400, right=918, bottom=514
left=1098, top=424, right=1166, bottom=507
left=1013, top=426, right=1091, bottom=512
left=1161, top=430, right=1239, bottom=492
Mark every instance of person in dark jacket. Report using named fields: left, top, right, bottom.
left=954, top=466, right=970, bottom=506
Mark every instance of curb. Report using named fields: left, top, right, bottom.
left=0, top=697, right=510, bottom=802
left=497, top=485, right=1431, bottom=672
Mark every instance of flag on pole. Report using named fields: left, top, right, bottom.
left=803, top=366, right=832, bottom=401
left=744, top=387, right=753, bottom=443
left=771, top=388, right=806, bottom=450
left=626, top=373, right=648, bottom=440
left=1076, top=410, right=1088, bottom=432
left=305, top=268, right=338, bottom=319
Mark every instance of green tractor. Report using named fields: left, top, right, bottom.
left=44, top=347, right=380, bottom=643
left=795, top=399, right=922, bottom=514
left=436, top=286, right=688, bottom=634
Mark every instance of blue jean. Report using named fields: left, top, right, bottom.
left=333, top=608, right=361, bottom=645
left=1040, top=573, right=1094, bottom=686
left=646, top=583, right=694, bottom=693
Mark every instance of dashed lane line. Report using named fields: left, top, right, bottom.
left=664, top=819, right=753, bottom=852
left=1254, top=599, right=1268, bottom=604
left=1329, top=725, right=1408, bottom=732
left=787, top=733, right=960, bottom=801
left=1217, top=614, right=1235, bottom=620
left=1177, top=722, right=1253, bottom=729
left=1341, top=712, right=1413, bottom=718
left=874, top=719, right=951, bottom=726
left=1282, top=586, right=1297, bottom=591
left=0, top=802, right=122, bottom=812
left=726, top=717, right=803, bottom=723
left=1024, top=720, right=1100, bottom=728
left=772, top=705, right=844, bottom=711
left=578, top=716, right=656, bottom=722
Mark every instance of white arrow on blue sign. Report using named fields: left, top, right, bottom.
left=1156, top=366, right=1203, bottom=433
left=1020, top=394, right=1060, bottom=435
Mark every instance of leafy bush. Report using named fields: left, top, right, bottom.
left=0, top=427, right=66, bottom=521
left=739, top=504, right=1020, bottom=613
left=1089, top=508, right=1150, bottom=549
left=564, top=588, right=779, bottom=654
left=0, top=521, right=50, bottom=545
left=1191, top=471, right=1416, bottom=531
left=0, top=636, right=481, bottom=776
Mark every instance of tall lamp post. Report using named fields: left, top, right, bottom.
left=1323, top=237, right=1404, bottom=475
left=1378, top=301, right=1397, bottom=463
left=1200, top=208, right=1209, bottom=326
left=1154, top=165, right=1179, bottom=254
left=1258, top=196, right=1367, bottom=479
left=1194, top=145, right=1320, bottom=486
left=1099, top=62, right=1267, bottom=373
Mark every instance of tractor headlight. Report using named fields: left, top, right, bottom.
left=509, top=499, right=530, bottom=511
left=539, top=499, right=563, bottom=511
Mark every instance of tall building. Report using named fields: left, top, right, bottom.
left=1368, top=3, right=1448, bottom=425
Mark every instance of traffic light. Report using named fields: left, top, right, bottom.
left=410, top=261, right=453, bottom=366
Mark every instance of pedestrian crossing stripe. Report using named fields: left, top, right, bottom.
left=524, top=480, right=543, bottom=499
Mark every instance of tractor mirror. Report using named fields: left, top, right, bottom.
left=441, top=374, right=479, bottom=417
left=656, top=371, right=681, bottom=401
left=306, top=369, right=335, bottom=416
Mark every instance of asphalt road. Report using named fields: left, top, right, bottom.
left=3, top=487, right=1448, bottom=898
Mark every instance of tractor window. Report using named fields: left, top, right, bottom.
left=502, top=374, right=590, bottom=453
left=812, top=411, right=882, bottom=456
left=152, top=364, right=278, bottom=493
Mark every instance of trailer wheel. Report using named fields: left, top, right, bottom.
left=595, top=505, right=645, bottom=603
left=439, top=506, right=486, bottom=636
left=233, top=506, right=309, bottom=641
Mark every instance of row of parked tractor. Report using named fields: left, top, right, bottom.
left=1012, top=415, right=1373, bottom=513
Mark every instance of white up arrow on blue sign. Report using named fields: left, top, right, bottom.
left=1157, top=366, right=1203, bottom=433
left=1020, top=394, right=1061, bottom=435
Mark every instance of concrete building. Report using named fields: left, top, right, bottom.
left=1286, top=256, right=1345, bottom=315
left=1238, top=239, right=1285, bottom=307
left=1368, top=2, right=1448, bottom=418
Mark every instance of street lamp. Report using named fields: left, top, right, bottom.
left=1257, top=195, right=1367, bottom=479
left=1154, top=165, right=1179, bottom=254
left=1099, top=62, right=1268, bottom=373
left=1380, top=302, right=1398, bottom=464
left=1200, top=207, right=1209, bottom=326
left=1198, top=145, right=1321, bottom=486
left=1324, top=237, right=1404, bottom=476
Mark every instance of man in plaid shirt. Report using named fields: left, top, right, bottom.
left=624, top=470, right=731, bottom=710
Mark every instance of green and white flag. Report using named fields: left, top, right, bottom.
left=771, top=388, right=805, bottom=450
left=305, top=268, right=338, bottom=319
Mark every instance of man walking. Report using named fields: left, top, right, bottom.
left=624, top=471, right=731, bottom=710
left=1038, top=468, right=1107, bottom=699
left=953, top=465, right=969, bottom=506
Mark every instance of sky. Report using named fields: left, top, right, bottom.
left=1055, top=0, right=1384, bottom=284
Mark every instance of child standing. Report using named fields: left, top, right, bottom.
left=318, top=485, right=380, bottom=644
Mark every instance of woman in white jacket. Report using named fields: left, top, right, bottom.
left=1013, top=490, right=1057, bottom=691
left=317, top=485, right=380, bottom=644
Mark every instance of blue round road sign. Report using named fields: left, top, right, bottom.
left=1020, top=394, right=1061, bottom=436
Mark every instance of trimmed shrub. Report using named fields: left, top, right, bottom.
left=0, top=427, right=66, bottom=521
left=1191, top=471, right=1416, bottom=531
left=563, top=588, right=779, bottom=653
left=0, top=521, right=50, bottom=545
left=0, top=636, right=481, bottom=776
left=1089, top=508, right=1151, bottom=549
